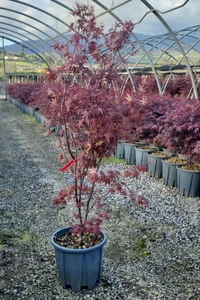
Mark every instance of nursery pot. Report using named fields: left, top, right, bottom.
left=135, top=146, right=158, bottom=167
left=162, top=157, right=188, bottom=187
left=124, top=142, right=144, bottom=165
left=116, top=141, right=125, bottom=159
left=52, top=227, right=107, bottom=292
left=20, top=103, right=35, bottom=116
left=34, top=111, right=46, bottom=124
left=176, top=165, right=200, bottom=197
left=124, top=142, right=137, bottom=164
left=147, top=151, right=172, bottom=179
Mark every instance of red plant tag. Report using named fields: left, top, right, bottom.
left=60, top=159, right=76, bottom=172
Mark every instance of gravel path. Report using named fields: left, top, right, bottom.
left=0, top=98, right=200, bottom=300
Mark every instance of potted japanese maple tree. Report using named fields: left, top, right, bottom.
left=163, top=98, right=200, bottom=196
left=44, top=3, right=148, bottom=292
left=133, top=96, right=174, bottom=169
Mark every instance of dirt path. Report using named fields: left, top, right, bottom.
left=0, top=99, right=67, bottom=300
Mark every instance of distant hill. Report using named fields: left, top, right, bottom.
left=4, top=40, right=55, bottom=55
left=4, top=32, right=200, bottom=55
left=3, top=33, right=152, bottom=55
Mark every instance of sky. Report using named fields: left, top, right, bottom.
left=0, top=0, right=199, bottom=46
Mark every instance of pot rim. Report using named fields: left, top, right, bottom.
left=135, top=146, right=158, bottom=152
left=161, top=157, right=188, bottom=164
left=176, top=165, right=200, bottom=173
left=147, top=151, right=173, bottom=158
left=52, top=226, right=107, bottom=253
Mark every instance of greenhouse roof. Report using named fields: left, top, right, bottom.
left=0, top=0, right=200, bottom=98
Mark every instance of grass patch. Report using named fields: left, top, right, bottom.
left=13, top=233, right=32, bottom=243
left=134, top=238, right=151, bottom=257
left=102, top=156, right=126, bottom=165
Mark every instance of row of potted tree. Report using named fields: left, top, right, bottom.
left=118, top=140, right=200, bottom=197
left=116, top=92, right=200, bottom=197
left=6, top=86, right=200, bottom=165
left=6, top=83, right=200, bottom=172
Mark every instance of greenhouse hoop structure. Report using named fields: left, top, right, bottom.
left=0, top=0, right=200, bottom=99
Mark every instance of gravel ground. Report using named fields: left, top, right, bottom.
left=0, top=98, right=200, bottom=300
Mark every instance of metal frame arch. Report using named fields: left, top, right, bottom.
left=174, top=26, right=200, bottom=61
left=162, top=30, right=200, bottom=98
left=0, top=14, right=63, bottom=62
left=0, top=6, right=65, bottom=43
left=0, top=0, right=198, bottom=99
left=92, top=0, right=162, bottom=95
left=140, top=34, right=178, bottom=64
left=0, top=5, right=69, bottom=63
left=122, top=34, right=178, bottom=74
left=9, top=0, right=71, bottom=36
left=51, top=0, right=162, bottom=94
left=142, top=26, right=200, bottom=97
left=0, top=22, right=58, bottom=63
left=0, top=27, right=45, bottom=52
left=140, top=0, right=198, bottom=99
left=0, top=14, right=59, bottom=45
left=124, top=26, right=200, bottom=96
left=0, top=21, right=49, bottom=47
left=151, top=40, right=179, bottom=66
left=0, top=35, right=49, bottom=66
left=151, top=26, right=200, bottom=66
left=50, top=0, right=74, bottom=13
left=0, top=24, right=57, bottom=62
left=132, top=25, right=200, bottom=68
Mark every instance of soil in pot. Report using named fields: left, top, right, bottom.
left=149, top=151, right=172, bottom=157
left=179, top=164, right=200, bottom=171
left=164, top=157, right=188, bottom=164
left=54, top=229, right=103, bottom=249
left=137, top=145, right=158, bottom=151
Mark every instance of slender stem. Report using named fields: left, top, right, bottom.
left=84, top=181, right=96, bottom=222
left=74, top=157, right=83, bottom=225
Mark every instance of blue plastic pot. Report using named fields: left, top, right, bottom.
left=20, top=103, right=35, bottom=116
left=162, top=158, right=188, bottom=187
left=34, top=111, right=46, bottom=124
left=116, top=141, right=125, bottom=159
left=177, top=166, right=200, bottom=197
left=124, top=143, right=137, bottom=164
left=135, top=146, right=158, bottom=167
left=52, top=227, right=107, bottom=292
left=147, top=152, right=172, bottom=179
left=162, top=158, right=178, bottom=187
